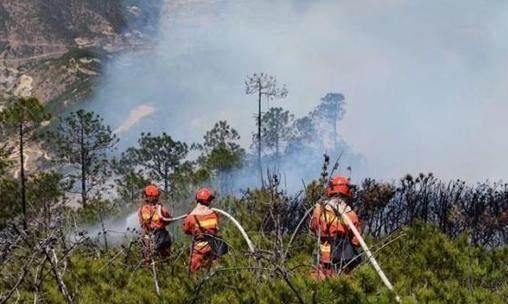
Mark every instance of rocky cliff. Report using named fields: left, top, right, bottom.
left=0, top=0, right=162, bottom=108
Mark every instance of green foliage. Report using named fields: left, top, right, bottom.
left=356, top=178, right=395, bottom=217
left=0, top=97, right=50, bottom=228
left=286, top=116, right=318, bottom=153
left=312, top=92, right=345, bottom=152
left=245, top=73, right=288, bottom=181
left=26, top=171, right=66, bottom=224
left=2, top=181, right=508, bottom=304
left=0, top=176, right=20, bottom=229
left=260, top=107, right=293, bottom=158
left=312, top=93, right=345, bottom=124
left=0, top=145, right=12, bottom=176
left=0, top=97, right=50, bottom=135
left=130, top=132, right=188, bottom=194
left=112, top=148, right=149, bottom=206
left=46, top=109, right=118, bottom=206
left=0, top=172, right=65, bottom=229
left=5, top=220, right=508, bottom=303
left=113, top=171, right=149, bottom=206
left=193, top=121, right=245, bottom=193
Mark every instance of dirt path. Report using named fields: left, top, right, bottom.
left=0, top=51, right=69, bottom=63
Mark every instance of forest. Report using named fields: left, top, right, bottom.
left=1, top=75, right=508, bottom=303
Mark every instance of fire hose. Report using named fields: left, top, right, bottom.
left=157, top=204, right=401, bottom=300
left=335, top=205, right=401, bottom=303
left=285, top=205, right=400, bottom=302
left=211, top=208, right=256, bottom=254
left=156, top=205, right=187, bottom=222
left=156, top=205, right=256, bottom=254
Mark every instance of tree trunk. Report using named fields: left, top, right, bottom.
left=81, top=165, right=87, bottom=207
left=46, top=249, right=74, bottom=304
left=79, top=123, right=87, bottom=207
left=98, top=210, right=108, bottom=250
left=19, top=122, right=27, bottom=229
left=275, top=133, right=280, bottom=166
left=257, top=81, right=263, bottom=187
left=130, top=174, right=135, bottom=205
left=164, top=167, right=169, bottom=197
left=333, top=106, right=338, bottom=152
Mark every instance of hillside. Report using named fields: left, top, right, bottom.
left=0, top=0, right=162, bottom=107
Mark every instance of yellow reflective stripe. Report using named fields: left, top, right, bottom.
left=320, top=211, right=344, bottom=225
left=320, top=212, right=338, bottom=224
left=142, top=211, right=152, bottom=220
left=195, top=241, right=209, bottom=249
left=320, top=244, right=331, bottom=253
left=196, top=219, right=217, bottom=228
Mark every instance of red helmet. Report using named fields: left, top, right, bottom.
left=144, top=185, right=160, bottom=198
left=196, top=188, right=214, bottom=205
left=327, top=176, right=351, bottom=197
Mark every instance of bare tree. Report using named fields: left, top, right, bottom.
left=245, top=73, right=287, bottom=186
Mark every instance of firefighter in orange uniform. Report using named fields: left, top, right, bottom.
left=310, top=175, right=363, bottom=279
left=182, top=188, right=222, bottom=273
left=138, top=184, right=173, bottom=265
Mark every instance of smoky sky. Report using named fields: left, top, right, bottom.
left=88, top=0, right=508, bottom=183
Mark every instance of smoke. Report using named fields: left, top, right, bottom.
left=73, top=211, right=140, bottom=246
left=87, top=0, right=508, bottom=184
left=114, top=104, right=156, bottom=134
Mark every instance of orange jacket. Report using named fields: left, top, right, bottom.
left=182, top=204, right=220, bottom=238
left=138, top=203, right=171, bottom=231
left=309, top=199, right=362, bottom=246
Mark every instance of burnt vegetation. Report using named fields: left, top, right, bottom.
left=1, top=90, right=508, bottom=303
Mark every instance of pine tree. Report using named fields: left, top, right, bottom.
left=260, top=107, right=293, bottom=163
left=193, top=120, right=245, bottom=193
left=46, top=109, right=118, bottom=207
left=245, top=73, right=287, bottom=186
left=286, top=116, right=317, bottom=153
left=132, top=132, right=188, bottom=195
left=112, top=148, right=149, bottom=206
left=0, top=97, right=50, bottom=228
left=312, top=93, right=345, bottom=151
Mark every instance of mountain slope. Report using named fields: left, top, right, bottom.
left=0, top=0, right=162, bottom=107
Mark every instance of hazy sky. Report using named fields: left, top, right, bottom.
left=90, top=0, right=508, bottom=183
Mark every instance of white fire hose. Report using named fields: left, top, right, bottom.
left=212, top=208, right=256, bottom=254
left=338, top=207, right=401, bottom=303
left=158, top=203, right=401, bottom=299
left=156, top=205, right=187, bottom=222
left=156, top=205, right=256, bottom=254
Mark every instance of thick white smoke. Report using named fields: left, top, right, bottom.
left=88, top=0, right=508, bottom=185
left=71, top=211, right=139, bottom=246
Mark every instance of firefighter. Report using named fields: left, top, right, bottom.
left=182, top=188, right=226, bottom=273
left=309, top=175, right=363, bottom=279
left=138, top=184, right=173, bottom=265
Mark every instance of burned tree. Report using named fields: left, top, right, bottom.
left=245, top=73, right=287, bottom=186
